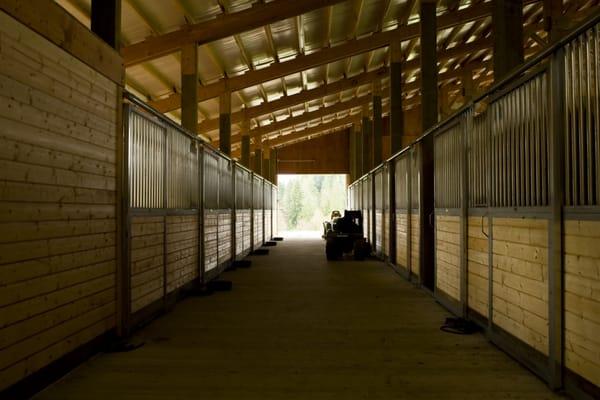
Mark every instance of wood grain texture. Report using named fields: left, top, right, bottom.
left=34, top=238, right=560, bottom=400
left=492, top=217, right=549, bottom=355
left=396, top=212, right=408, bottom=269
left=436, top=215, right=461, bottom=300
left=253, top=210, right=263, bottom=249
left=0, top=13, right=118, bottom=391
left=411, top=213, right=420, bottom=277
left=564, top=220, right=600, bottom=387
left=277, top=131, right=350, bottom=174
left=467, top=216, right=489, bottom=317
left=130, top=216, right=164, bottom=313
left=204, top=211, right=219, bottom=272
left=375, top=211, right=383, bottom=254
left=218, top=211, right=232, bottom=265
left=166, top=215, right=198, bottom=293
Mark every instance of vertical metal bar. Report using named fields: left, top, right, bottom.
left=577, top=37, right=585, bottom=205
left=461, top=111, right=470, bottom=318
left=120, top=102, right=131, bottom=337
left=595, top=26, right=600, bottom=204
left=162, top=126, right=168, bottom=305
left=548, top=44, right=566, bottom=391
left=586, top=30, right=593, bottom=205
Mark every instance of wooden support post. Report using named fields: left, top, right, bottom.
left=362, top=104, right=373, bottom=173
left=544, top=0, right=564, bottom=42
left=263, top=146, right=271, bottom=182
left=181, top=43, right=198, bottom=133
left=91, top=0, right=121, bottom=49
left=253, top=148, right=263, bottom=176
left=270, top=149, right=278, bottom=185
left=419, top=0, right=437, bottom=292
left=420, top=0, right=438, bottom=131
left=349, top=126, right=357, bottom=181
left=220, top=91, right=232, bottom=155
left=492, top=0, right=524, bottom=80
left=373, top=79, right=383, bottom=167
left=241, top=119, right=251, bottom=168
left=390, top=41, right=404, bottom=155
left=548, top=45, right=565, bottom=391
left=355, top=122, right=364, bottom=177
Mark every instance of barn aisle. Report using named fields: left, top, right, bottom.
left=36, top=238, right=558, bottom=399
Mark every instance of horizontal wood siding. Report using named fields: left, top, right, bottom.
left=435, top=215, right=461, bottom=301
left=253, top=210, right=263, bottom=249
left=411, top=213, right=420, bottom=277
left=375, top=211, right=383, bottom=254
left=492, top=217, right=548, bottom=355
left=0, top=12, right=117, bottom=390
left=383, top=210, right=389, bottom=257
left=130, top=216, right=164, bottom=313
left=204, top=211, right=218, bottom=272
left=564, top=220, right=600, bottom=387
left=166, top=215, right=198, bottom=293
left=243, top=210, right=252, bottom=254
left=468, top=216, right=489, bottom=318
left=396, top=212, right=408, bottom=269
left=264, top=210, right=272, bottom=241
left=235, top=210, right=246, bottom=257
left=217, top=211, right=231, bottom=265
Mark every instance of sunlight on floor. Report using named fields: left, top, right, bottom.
left=279, top=230, right=322, bottom=239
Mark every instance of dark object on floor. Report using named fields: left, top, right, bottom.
left=207, top=280, right=233, bottom=291
left=440, top=317, right=480, bottom=335
left=323, top=210, right=371, bottom=260
left=272, top=237, right=284, bottom=241
left=252, top=249, right=269, bottom=255
left=232, top=260, right=252, bottom=268
left=264, top=241, right=277, bottom=246
left=104, top=339, right=145, bottom=353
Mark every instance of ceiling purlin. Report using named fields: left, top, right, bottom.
left=344, top=0, right=365, bottom=78
left=149, top=2, right=520, bottom=113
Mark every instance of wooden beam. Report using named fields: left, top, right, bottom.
left=122, top=0, right=346, bottom=66
left=0, top=0, right=123, bottom=84
left=149, top=3, right=505, bottom=112
left=198, top=67, right=389, bottom=132
left=271, top=115, right=361, bottom=147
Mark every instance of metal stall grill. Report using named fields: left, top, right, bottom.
left=125, top=105, right=200, bottom=327
left=243, top=170, right=253, bottom=252
left=564, top=25, right=600, bottom=206
left=217, top=155, right=233, bottom=268
left=383, top=163, right=390, bottom=258
left=433, top=114, right=465, bottom=312
left=272, top=184, right=278, bottom=237
left=490, top=72, right=549, bottom=208
left=374, top=168, right=384, bottom=256
left=264, top=182, right=272, bottom=241
left=253, top=175, right=264, bottom=249
left=203, top=148, right=219, bottom=275
left=394, top=152, right=410, bottom=271
left=361, top=177, right=370, bottom=245
left=235, top=164, right=252, bottom=259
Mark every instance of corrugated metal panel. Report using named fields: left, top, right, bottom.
left=129, top=111, right=165, bottom=208
left=434, top=117, right=463, bottom=209
left=468, top=112, right=489, bottom=208
left=167, top=127, right=198, bottom=209
left=219, top=156, right=233, bottom=209
left=564, top=24, right=600, bottom=206
left=490, top=72, right=549, bottom=207
left=395, top=154, right=409, bottom=209
left=204, top=149, right=219, bottom=209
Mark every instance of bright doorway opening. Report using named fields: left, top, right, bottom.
left=277, top=174, right=347, bottom=238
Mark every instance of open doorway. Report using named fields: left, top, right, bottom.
left=277, top=174, right=347, bottom=238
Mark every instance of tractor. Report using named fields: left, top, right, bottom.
left=322, top=210, right=371, bottom=260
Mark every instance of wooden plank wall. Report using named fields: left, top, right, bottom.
left=243, top=210, right=252, bottom=253
left=410, top=214, right=420, bottom=278
left=235, top=210, right=245, bottom=257
left=130, top=216, right=164, bottom=313
left=396, top=212, right=408, bottom=269
left=0, top=11, right=118, bottom=389
left=564, top=220, right=600, bottom=387
left=166, top=215, right=198, bottom=293
left=492, top=217, right=549, bottom=355
left=204, top=211, right=218, bottom=272
left=375, top=211, right=383, bottom=254
left=277, top=130, right=349, bottom=174
left=217, top=211, right=231, bottom=265
left=265, top=210, right=272, bottom=240
left=435, top=215, right=461, bottom=301
left=253, top=210, right=263, bottom=249
left=467, top=216, right=489, bottom=319
left=383, top=209, right=389, bottom=257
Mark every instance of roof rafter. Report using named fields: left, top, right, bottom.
left=122, top=0, right=347, bottom=66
